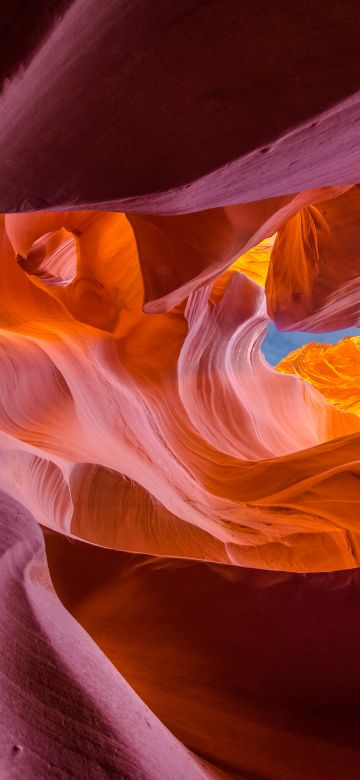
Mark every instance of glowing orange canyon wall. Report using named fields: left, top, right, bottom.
left=1, top=2, right=360, bottom=779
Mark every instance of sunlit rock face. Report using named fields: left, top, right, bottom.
left=2, top=2, right=360, bottom=779
left=277, top=336, right=360, bottom=416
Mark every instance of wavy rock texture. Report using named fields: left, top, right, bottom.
left=2, top=2, right=360, bottom=778
left=266, top=186, right=360, bottom=330
left=2, top=209, right=360, bottom=574
left=44, top=528, right=360, bottom=780
left=2, top=1, right=360, bottom=214
left=0, top=492, right=212, bottom=780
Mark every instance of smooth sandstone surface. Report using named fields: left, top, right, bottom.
left=1, top=2, right=360, bottom=778
left=45, top=525, right=360, bottom=780
left=1, top=1, right=360, bottom=214
left=0, top=492, right=214, bottom=780
left=1, top=210, right=360, bottom=571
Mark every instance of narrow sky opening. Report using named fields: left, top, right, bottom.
left=262, top=322, right=360, bottom=366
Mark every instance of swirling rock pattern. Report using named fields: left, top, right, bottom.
left=2, top=209, right=360, bottom=572
left=1, top=2, right=360, bottom=777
